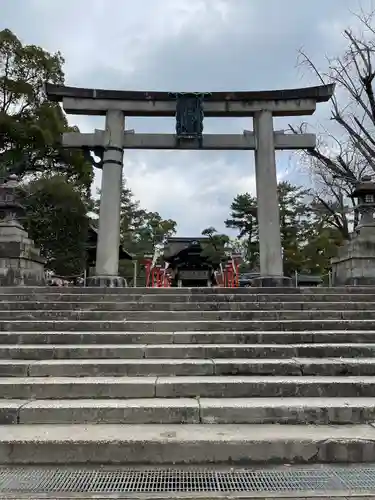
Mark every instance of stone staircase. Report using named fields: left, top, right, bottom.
left=1, top=286, right=375, bottom=466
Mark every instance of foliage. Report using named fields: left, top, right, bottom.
left=225, top=192, right=258, bottom=267
left=93, top=183, right=177, bottom=283
left=225, top=181, right=342, bottom=276
left=278, top=182, right=312, bottom=275
left=19, top=175, right=89, bottom=277
left=0, top=28, right=92, bottom=191
left=200, top=227, right=230, bottom=267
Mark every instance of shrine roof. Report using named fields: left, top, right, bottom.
left=87, top=225, right=132, bottom=260
left=163, top=237, right=209, bottom=261
left=45, top=83, right=334, bottom=103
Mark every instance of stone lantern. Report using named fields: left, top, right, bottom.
left=0, top=174, right=26, bottom=222
left=331, top=175, right=375, bottom=285
left=0, top=174, right=45, bottom=286
left=351, top=175, right=375, bottom=234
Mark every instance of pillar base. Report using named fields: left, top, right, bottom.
left=251, top=275, right=294, bottom=288
left=86, top=276, right=128, bottom=287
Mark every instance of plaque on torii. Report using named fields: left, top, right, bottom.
left=170, top=92, right=212, bottom=147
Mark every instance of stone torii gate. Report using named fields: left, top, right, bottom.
left=46, top=84, right=334, bottom=287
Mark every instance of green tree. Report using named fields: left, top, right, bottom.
left=225, top=181, right=340, bottom=275
left=225, top=193, right=258, bottom=266
left=278, top=181, right=312, bottom=275
left=0, top=29, right=92, bottom=190
left=136, top=211, right=177, bottom=255
left=94, top=183, right=177, bottom=283
left=201, top=227, right=229, bottom=267
left=20, top=175, right=89, bottom=277
left=301, top=224, right=343, bottom=276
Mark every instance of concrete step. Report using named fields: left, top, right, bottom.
left=4, top=397, right=375, bottom=425
left=2, top=310, right=375, bottom=321
left=5, top=300, right=375, bottom=311
left=1, top=330, right=375, bottom=345
left=0, top=359, right=215, bottom=376
left=3, top=358, right=375, bottom=377
left=3, top=291, right=375, bottom=303
left=4, top=319, right=375, bottom=331
left=2, top=285, right=375, bottom=294
left=1, top=422, right=375, bottom=464
left=2, top=343, right=375, bottom=360
left=0, top=285, right=364, bottom=293
left=2, top=375, right=375, bottom=399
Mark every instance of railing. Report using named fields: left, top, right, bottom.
left=143, top=255, right=171, bottom=288
left=142, top=253, right=242, bottom=288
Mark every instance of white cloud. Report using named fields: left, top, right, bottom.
left=1, top=0, right=367, bottom=235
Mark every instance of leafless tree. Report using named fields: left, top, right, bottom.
left=290, top=5, right=375, bottom=238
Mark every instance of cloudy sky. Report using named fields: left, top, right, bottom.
left=1, top=0, right=371, bottom=235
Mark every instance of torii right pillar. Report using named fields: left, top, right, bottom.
left=252, top=110, right=288, bottom=287
left=250, top=84, right=335, bottom=287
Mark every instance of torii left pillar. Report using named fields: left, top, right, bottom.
left=252, top=110, right=291, bottom=287
left=87, top=109, right=127, bottom=287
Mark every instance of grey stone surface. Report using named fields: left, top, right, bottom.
left=212, top=358, right=375, bottom=376
left=2, top=397, right=373, bottom=425
left=0, top=309, right=372, bottom=321
left=2, top=285, right=375, bottom=468
left=199, top=397, right=375, bottom=424
left=3, top=343, right=375, bottom=360
left=19, top=399, right=200, bottom=424
left=4, top=318, right=375, bottom=331
left=0, top=345, right=147, bottom=360
left=331, top=210, right=375, bottom=286
left=0, top=376, right=157, bottom=399
left=2, top=285, right=375, bottom=294
left=4, top=299, right=375, bottom=310
left=0, top=331, right=175, bottom=345
left=3, top=330, right=375, bottom=345
left=0, top=172, right=46, bottom=286
left=0, top=400, right=24, bottom=424
left=251, top=276, right=293, bottom=287
left=154, top=375, right=375, bottom=398
left=0, top=224, right=46, bottom=287
left=5, top=358, right=375, bottom=378
left=1, top=423, right=375, bottom=464
left=27, top=359, right=215, bottom=377
left=86, top=275, right=128, bottom=287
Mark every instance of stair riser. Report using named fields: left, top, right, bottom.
left=2, top=361, right=375, bottom=377
left=5, top=301, right=375, bottom=312
left=2, top=286, right=375, bottom=294
left=2, top=320, right=375, bottom=331
left=1, top=331, right=375, bottom=345
left=155, top=381, right=375, bottom=399
left=0, top=286, right=361, bottom=293
left=2, top=345, right=375, bottom=359
left=3, top=310, right=375, bottom=320
left=5, top=301, right=375, bottom=311
left=0, top=362, right=215, bottom=377
left=16, top=406, right=200, bottom=425
left=8, top=405, right=375, bottom=425
left=3, top=293, right=375, bottom=303
left=0, top=381, right=156, bottom=399
left=0, top=439, right=374, bottom=465
left=2, top=380, right=375, bottom=399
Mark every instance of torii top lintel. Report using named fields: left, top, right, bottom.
left=45, top=83, right=334, bottom=117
